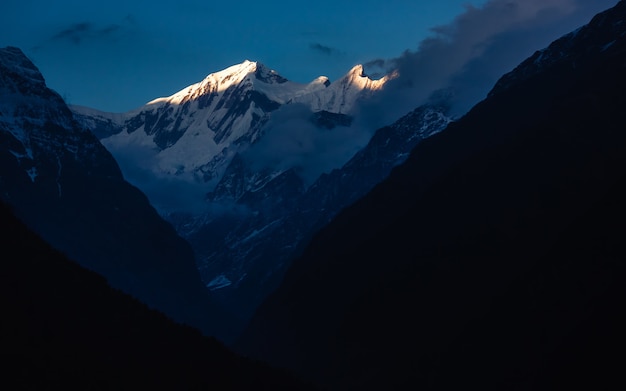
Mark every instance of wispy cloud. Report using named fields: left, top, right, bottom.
left=47, top=17, right=134, bottom=46
left=362, top=58, right=389, bottom=79
left=247, top=0, right=617, bottom=186
left=242, top=104, right=370, bottom=185
left=357, top=0, right=617, bottom=127
left=309, top=42, right=344, bottom=56
left=52, top=22, right=93, bottom=45
left=101, top=140, right=219, bottom=215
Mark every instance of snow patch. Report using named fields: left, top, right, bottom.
left=206, top=274, right=232, bottom=290
left=26, top=167, right=38, bottom=182
left=602, top=40, right=616, bottom=51
left=240, top=219, right=282, bottom=244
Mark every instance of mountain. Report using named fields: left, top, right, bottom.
left=73, top=58, right=443, bottom=320
left=0, top=200, right=315, bottom=390
left=72, top=60, right=389, bottom=187
left=237, top=2, right=626, bottom=389
left=0, top=46, right=236, bottom=342
left=185, top=100, right=451, bottom=319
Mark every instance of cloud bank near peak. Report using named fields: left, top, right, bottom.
left=359, top=0, right=618, bottom=126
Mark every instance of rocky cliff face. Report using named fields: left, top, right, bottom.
left=0, top=46, right=236, bottom=342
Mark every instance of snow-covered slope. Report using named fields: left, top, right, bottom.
left=290, top=64, right=389, bottom=113
left=72, top=60, right=390, bottom=191
left=72, top=58, right=445, bottom=320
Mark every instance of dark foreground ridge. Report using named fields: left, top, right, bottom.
left=0, top=201, right=315, bottom=390
left=238, top=2, right=626, bottom=389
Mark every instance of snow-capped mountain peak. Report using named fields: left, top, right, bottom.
left=143, top=60, right=331, bottom=110
left=68, top=51, right=451, bottom=322
left=147, top=60, right=263, bottom=106
left=290, top=64, right=391, bottom=113
left=72, top=59, right=396, bottom=187
left=343, top=64, right=390, bottom=88
left=1, top=47, right=83, bottom=164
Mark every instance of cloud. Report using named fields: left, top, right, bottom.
left=362, top=58, right=389, bottom=79
left=48, top=18, right=132, bottom=46
left=100, top=24, right=122, bottom=35
left=359, top=0, right=618, bottom=123
left=309, top=42, right=343, bottom=56
left=242, top=104, right=371, bottom=186
left=52, top=22, right=93, bottom=45
left=113, top=0, right=619, bottom=204
left=100, top=140, right=219, bottom=215
left=239, top=0, right=618, bottom=187
left=363, top=58, right=387, bottom=69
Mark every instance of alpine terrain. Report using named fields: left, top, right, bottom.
left=72, top=59, right=453, bottom=319
left=0, top=46, right=236, bottom=341
left=238, top=1, right=626, bottom=389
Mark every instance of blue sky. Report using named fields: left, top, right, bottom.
left=1, top=0, right=618, bottom=112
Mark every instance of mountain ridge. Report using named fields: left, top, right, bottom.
left=71, top=58, right=390, bottom=199
left=0, top=200, right=315, bottom=390
left=0, top=46, right=237, bottom=342
left=71, top=56, right=417, bottom=320
left=237, top=1, right=626, bottom=388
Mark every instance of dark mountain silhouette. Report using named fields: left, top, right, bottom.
left=237, top=2, right=626, bottom=389
left=0, top=201, right=315, bottom=390
left=0, top=46, right=237, bottom=341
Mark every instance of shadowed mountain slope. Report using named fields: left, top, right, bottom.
left=0, top=46, right=237, bottom=341
left=238, top=2, right=626, bottom=389
left=0, top=201, right=315, bottom=390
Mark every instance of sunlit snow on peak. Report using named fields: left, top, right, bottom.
left=147, top=60, right=261, bottom=106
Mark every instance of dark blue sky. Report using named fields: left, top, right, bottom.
left=1, top=0, right=617, bottom=112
